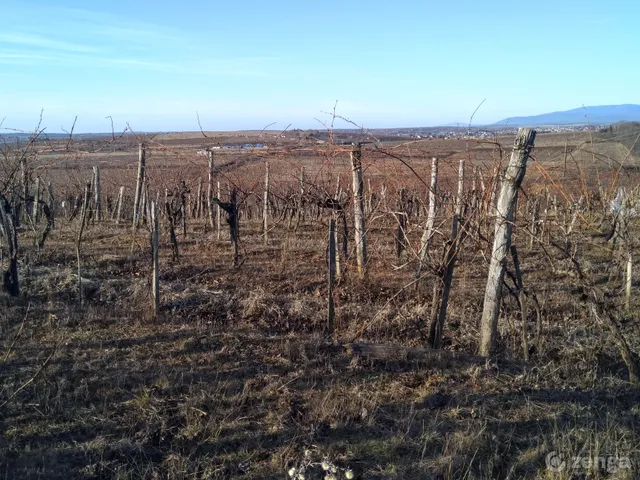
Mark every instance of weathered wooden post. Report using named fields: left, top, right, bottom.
left=334, top=220, right=341, bottom=282
left=93, top=166, right=102, bottom=221
left=140, top=180, right=149, bottom=226
left=77, top=182, right=91, bottom=304
left=230, top=189, right=239, bottom=267
left=395, top=188, right=407, bottom=259
left=216, top=181, right=221, bottom=239
left=181, top=186, right=188, bottom=238
left=32, top=177, right=40, bottom=224
left=196, top=179, right=203, bottom=220
left=626, top=252, right=633, bottom=312
left=295, top=167, right=305, bottom=230
left=207, top=150, right=215, bottom=230
left=164, top=189, right=179, bottom=261
left=479, top=128, right=536, bottom=357
left=47, top=182, right=55, bottom=229
left=419, top=157, right=438, bottom=263
left=351, top=143, right=367, bottom=279
left=328, top=218, right=336, bottom=335
left=132, top=143, right=146, bottom=232
left=21, top=157, right=29, bottom=225
left=456, top=158, right=465, bottom=217
left=150, top=201, right=159, bottom=318
left=115, top=186, right=124, bottom=225
left=0, top=194, right=19, bottom=296
left=263, top=162, right=270, bottom=246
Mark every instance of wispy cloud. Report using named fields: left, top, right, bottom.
left=0, top=49, right=272, bottom=77
left=0, top=4, right=275, bottom=78
left=0, top=32, right=97, bottom=53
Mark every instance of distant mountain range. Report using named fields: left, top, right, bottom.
left=494, top=104, right=640, bottom=126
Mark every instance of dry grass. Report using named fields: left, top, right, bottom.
left=1, top=133, right=640, bottom=479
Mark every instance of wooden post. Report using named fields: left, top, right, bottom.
left=196, top=178, right=203, bottom=220
left=151, top=201, right=159, bottom=318
left=132, top=143, right=146, bottom=232
left=328, top=217, right=336, bottom=335
left=295, top=166, right=305, bottom=229
left=563, top=138, right=568, bottom=181
left=395, top=188, right=407, bottom=259
left=479, top=128, right=536, bottom=356
left=140, top=180, right=148, bottom=226
left=180, top=189, right=187, bottom=238
left=263, top=162, right=270, bottom=246
left=47, top=181, right=55, bottom=230
left=456, top=158, right=465, bottom=217
left=165, top=190, right=179, bottom=261
left=76, top=182, right=91, bottom=304
left=351, top=143, right=367, bottom=279
left=32, top=176, right=40, bottom=224
left=21, top=157, right=29, bottom=225
left=216, top=181, right=221, bottom=240
left=419, top=157, right=438, bottom=262
left=230, top=189, right=239, bottom=267
left=115, top=186, right=125, bottom=225
left=207, top=150, right=215, bottom=230
left=626, top=251, right=632, bottom=312
left=0, top=194, right=19, bottom=296
left=334, top=217, right=341, bottom=282
left=93, top=166, right=102, bottom=222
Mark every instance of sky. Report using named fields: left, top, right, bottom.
left=0, top=0, right=638, bottom=133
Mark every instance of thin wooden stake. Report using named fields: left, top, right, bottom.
left=328, top=218, right=336, bottom=335
left=32, top=177, right=40, bottom=224
left=151, top=201, right=159, bottom=318
left=351, top=143, right=367, bottom=279
left=626, top=251, right=633, bottom=312
left=216, top=181, right=221, bottom=239
left=93, top=166, right=102, bottom=221
left=420, top=157, right=438, bottom=262
left=115, top=186, right=124, bottom=225
left=263, top=162, right=270, bottom=246
left=132, top=143, right=146, bottom=232
left=207, top=150, right=215, bottom=230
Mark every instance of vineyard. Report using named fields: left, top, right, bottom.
left=1, top=123, right=639, bottom=479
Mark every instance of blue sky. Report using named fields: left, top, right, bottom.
left=0, top=0, right=637, bottom=133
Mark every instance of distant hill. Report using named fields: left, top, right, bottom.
left=494, top=104, right=640, bottom=126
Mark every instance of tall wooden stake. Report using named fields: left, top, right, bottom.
left=351, top=143, right=367, bottom=279
left=216, top=181, right=221, bottom=240
left=479, top=128, right=536, bottom=356
left=263, top=162, right=270, bottom=246
left=93, top=166, right=102, bottom=221
left=76, top=182, right=91, bottom=304
left=626, top=251, right=633, bottom=312
left=420, top=157, right=438, bottom=262
left=328, top=218, right=336, bottom=335
left=115, top=186, right=124, bottom=225
left=32, top=177, right=40, bottom=224
left=47, top=181, right=55, bottom=229
left=132, top=143, right=146, bottom=233
left=151, top=201, right=159, bottom=318
left=207, top=150, right=215, bottom=230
